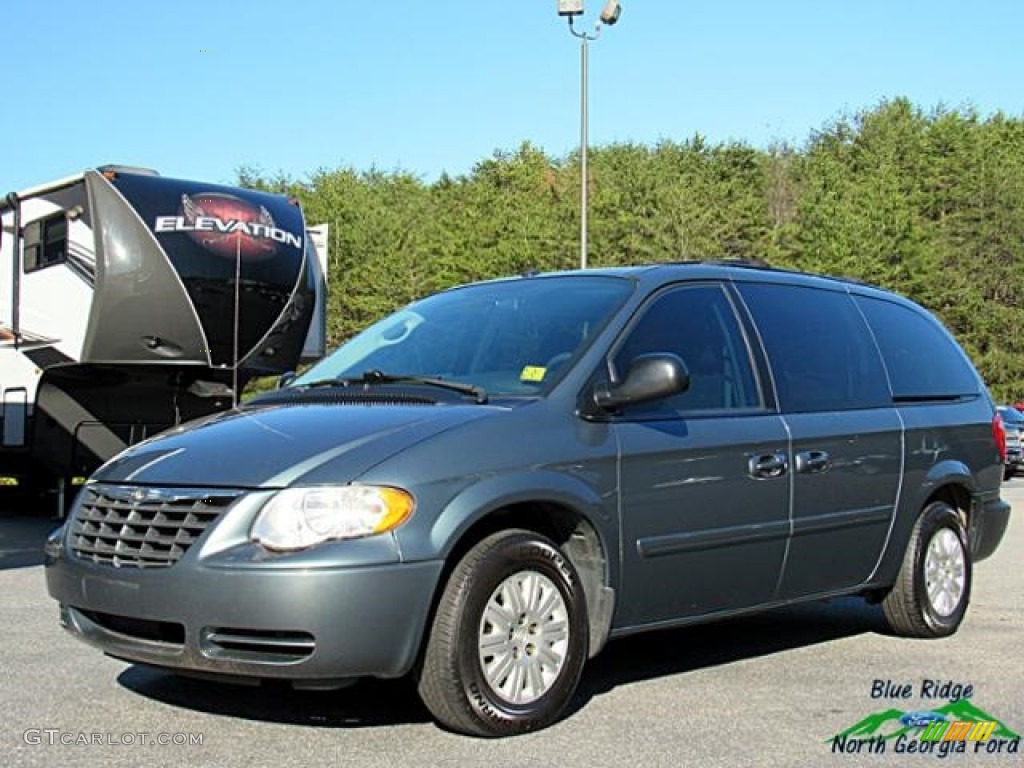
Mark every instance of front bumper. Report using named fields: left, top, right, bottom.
left=45, top=498, right=444, bottom=684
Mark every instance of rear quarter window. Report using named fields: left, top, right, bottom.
left=854, top=296, right=979, bottom=401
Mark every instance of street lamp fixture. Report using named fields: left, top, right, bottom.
left=599, top=1, right=622, bottom=25
left=558, top=1, right=622, bottom=270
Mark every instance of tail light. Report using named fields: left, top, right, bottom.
left=993, top=412, right=1007, bottom=462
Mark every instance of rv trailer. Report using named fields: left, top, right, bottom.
left=1, top=166, right=326, bottom=511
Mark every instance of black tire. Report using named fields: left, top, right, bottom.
left=417, top=529, right=589, bottom=737
left=881, top=501, right=972, bottom=638
left=1004, top=466, right=1016, bottom=481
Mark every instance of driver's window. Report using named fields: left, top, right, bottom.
left=612, top=283, right=761, bottom=415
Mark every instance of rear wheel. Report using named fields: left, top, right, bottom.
left=417, top=529, right=588, bottom=737
left=881, top=501, right=971, bottom=638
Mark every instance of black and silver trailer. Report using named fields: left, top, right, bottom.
left=1, top=166, right=326, bottom=511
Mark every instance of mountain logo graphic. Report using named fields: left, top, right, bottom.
left=830, top=699, right=1021, bottom=742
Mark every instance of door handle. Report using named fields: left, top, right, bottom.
left=796, top=450, right=832, bottom=474
left=748, top=452, right=788, bottom=479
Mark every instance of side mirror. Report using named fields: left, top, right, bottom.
left=277, top=371, right=297, bottom=389
left=591, top=354, right=689, bottom=413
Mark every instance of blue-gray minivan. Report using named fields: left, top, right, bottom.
left=45, top=263, right=1011, bottom=736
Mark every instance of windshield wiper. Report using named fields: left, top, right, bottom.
left=301, top=370, right=488, bottom=404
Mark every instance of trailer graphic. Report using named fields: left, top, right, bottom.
left=1, top=166, right=326, bottom=510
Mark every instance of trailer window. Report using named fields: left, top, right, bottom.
left=24, top=213, right=68, bottom=272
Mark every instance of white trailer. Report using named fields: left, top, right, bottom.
left=1, top=166, right=326, bottom=510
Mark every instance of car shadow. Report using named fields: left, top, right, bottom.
left=566, top=595, right=889, bottom=717
left=118, top=595, right=888, bottom=730
left=0, top=512, right=61, bottom=570
left=117, top=667, right=432, bottom=728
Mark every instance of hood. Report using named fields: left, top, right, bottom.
left=93, top=402, right=499, bottom=488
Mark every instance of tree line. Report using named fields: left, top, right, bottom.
left=239, top=98, right=1024, bottom=401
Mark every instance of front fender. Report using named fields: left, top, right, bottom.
left=441, top=470, right=613, bottom=554
left=417, top=468, right=620, bottom=657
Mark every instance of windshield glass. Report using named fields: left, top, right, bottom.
left=293, top=275, right=633, bottom=396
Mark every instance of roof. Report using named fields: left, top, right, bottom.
left=2, top=165, right=159, bottom=210
left=522, top=260, right=890, bottom=295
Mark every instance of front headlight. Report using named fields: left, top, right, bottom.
left=251, top=485, right=414, bottom=552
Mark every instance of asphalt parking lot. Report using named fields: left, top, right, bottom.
left=1, top=484, right=1020, bottom=768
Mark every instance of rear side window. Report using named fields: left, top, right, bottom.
left=738, top=283, right=890, bottom=412
left=612, top=283, right=761, bottom=414
left=855, top=296, right=979, bottom=401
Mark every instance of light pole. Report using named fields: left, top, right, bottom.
left=557, top=1, right=621, bottom=270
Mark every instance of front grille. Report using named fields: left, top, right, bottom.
left=70, top=484, right=241, bottom=569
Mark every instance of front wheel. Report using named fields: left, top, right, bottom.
left=881, top=501, right=972, bottom=638
left=417, top=530, right=589, bottom=737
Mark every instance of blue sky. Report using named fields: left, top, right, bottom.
left=5, top=1, right=1023, bottom=192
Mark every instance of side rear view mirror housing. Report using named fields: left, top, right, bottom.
left=588, top=353, right=689, bottom=415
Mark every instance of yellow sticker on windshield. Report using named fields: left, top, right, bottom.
left=520, top=366, right=547, bottom=383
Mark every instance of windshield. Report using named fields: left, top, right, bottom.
left=293, top=275, right=633, bottom=396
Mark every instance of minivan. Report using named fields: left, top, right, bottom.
left=45, top=262, right=1011, bottom=737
